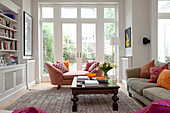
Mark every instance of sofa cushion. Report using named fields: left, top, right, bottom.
left=140, top=60, right=155, bottom=78
left=127, top=78, right=156, bottom=95
left=149, top=63, right=168, bottom=83
left=63, top=71, right=88, bottom=79
left=143, top=87, right=170, bottom=101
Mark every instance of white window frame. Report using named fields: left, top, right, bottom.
left=40, top=3, right=118, bottom=81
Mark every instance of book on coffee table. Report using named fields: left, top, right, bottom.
left=85, top=80, right=99, bottom=86
left=77, top=76, right=89, bottom=82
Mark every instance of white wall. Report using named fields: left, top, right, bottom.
left=124, top=0, right=152, bottom=67
left=125, top=0, right=132, bottom=56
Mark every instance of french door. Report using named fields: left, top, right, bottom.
left=40, top=4, right=118, bottom=81
left=62, top=23, right=96, bottom=71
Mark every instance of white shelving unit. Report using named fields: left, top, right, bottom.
left=0, top=36, right=17, bottom=41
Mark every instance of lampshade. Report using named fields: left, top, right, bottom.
left=110, top=37, right=121, bottom=45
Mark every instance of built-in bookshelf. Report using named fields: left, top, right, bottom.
left=0, top=12, right=18, bottom=52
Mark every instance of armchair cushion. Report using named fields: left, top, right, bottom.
left=84, top=61, right=95, bottom=71
left=53, top=62, right=69, bottom=73
left=63, top=71, right=88, bottom=79
left=88, top=62, right=100, bottom=72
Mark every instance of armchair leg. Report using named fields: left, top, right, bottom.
left=57, top=85, right=61, bottom=90
left=129, top=92, right=132, bottom=97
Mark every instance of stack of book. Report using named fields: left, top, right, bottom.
left=85, top=80, right=99, bottom=87
left=77, top=76, right=89, bottom=83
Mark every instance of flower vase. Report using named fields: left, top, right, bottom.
left=104, top=71, right=108, bottom=82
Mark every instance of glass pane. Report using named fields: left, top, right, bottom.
left=81, top=8, right=97, bottom=18
left=104, top=23, right=115, bottom=75
left=82, top=24, right=96, bottom=70
left=104, top=8, right=115, bottom=19
left=158, top=1, right=170, bottom=13
left=158, top=19, right=170, bottom=62
left=43, top=23, right=54, bottom=76
left=61, top=7, right=77, bottom=18
left=42, top=7, right=54, bottom=18
left=62, top=24, right=77, bottom=70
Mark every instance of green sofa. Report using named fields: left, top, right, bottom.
left=126, top=67, right=170, bottom=105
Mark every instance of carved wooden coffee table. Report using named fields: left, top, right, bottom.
left=71, top=77, right=120, bottom=112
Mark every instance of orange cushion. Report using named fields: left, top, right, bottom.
left=56, top=60, right=70, bottom=71
left=156, top=69, right=170, bottom=90
left=140, top=60, right=155, bottom=78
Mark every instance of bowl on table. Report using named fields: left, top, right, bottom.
left=85, top=73, right=96, bottom=79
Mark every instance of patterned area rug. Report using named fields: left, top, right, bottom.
left=5, top=88, right=142, bottom=113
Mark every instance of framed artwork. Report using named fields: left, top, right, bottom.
left=125, top=27, right=131, bottom=48
left=23, top=11, right=33, bottom=56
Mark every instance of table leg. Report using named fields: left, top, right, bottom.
left=112, top=93, right=119, bottom=111
left=71, top=94, right=78, bottom=112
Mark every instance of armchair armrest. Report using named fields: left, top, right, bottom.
left=45, top=62, right=64, bottom=85
left=126, top=67, right=141, bottom=80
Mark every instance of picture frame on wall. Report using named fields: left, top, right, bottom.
left=23, top=11, right=33, bottom=56
left=125, top=27, right=131, bottom=48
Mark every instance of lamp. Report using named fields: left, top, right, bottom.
left=143, top=37, right=150, bottom=44
left=110, top=37, right=121, bottom=45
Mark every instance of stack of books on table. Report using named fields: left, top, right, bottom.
left=85, top=80, right=99, bottom=87
left=77, top=76, right=89, bottom=83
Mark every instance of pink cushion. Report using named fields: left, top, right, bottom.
left=53, top=62, right=69, bottom=73
left=84, top=61, right=95, bottom=71
left=63, top=71, right=88, bottom=79
left=88, top=62, right=100, bottom=72
left=12, top=107, right=47, bottom=113
left=134, top=99, right=170, bottom=113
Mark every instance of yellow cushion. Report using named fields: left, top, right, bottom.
left=156, top=69, right=170, bottom=90
left=56, top=60, right=70, bottom=71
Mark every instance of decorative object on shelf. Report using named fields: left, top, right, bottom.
left=143, top=37, right=150, bottom=44
left=99, top=61, right=117, bottom=78
left=125, top=27, right=131, bottom=48
left=4, top=14, right=15, bottom=19
left=23, top=11, right=33, bottom=56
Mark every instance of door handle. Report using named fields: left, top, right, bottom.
left=77, top=52, right=79, bottom=58
left=80, top=52, right=81, bottom=58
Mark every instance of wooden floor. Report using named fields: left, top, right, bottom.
left=0, top=82, right=145, bottom=109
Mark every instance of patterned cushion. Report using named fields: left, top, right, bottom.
left=156, top=69, right=170, bottom=90
left=140, top=60, right=155, bottom=78
left=88, top=62, right=100, bottom=72
left=84, top=61, right=95, bottom=71
left=149, top=64, right=168, bottom=83
left=53, top=62, right=69, bottom=73
left=56, top=60, right=70, bottom=71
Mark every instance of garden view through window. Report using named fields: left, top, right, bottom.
left=41, top=5, right=117, bottom=78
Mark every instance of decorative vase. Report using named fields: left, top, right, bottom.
left=104, top=71, right=108, bottom=78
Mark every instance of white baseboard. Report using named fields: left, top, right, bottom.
left=0, top=86, right=27, bottom=106
left=27, top=81, right=35, bottom=89
left=122, top=79, right=127, bottom=85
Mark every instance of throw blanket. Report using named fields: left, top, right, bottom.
left=134, top=99, right=170, bottom=113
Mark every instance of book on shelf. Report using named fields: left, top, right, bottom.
left=85, top=80, right=99, bottom=86
left=0, top=40, right=17, bottom=50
